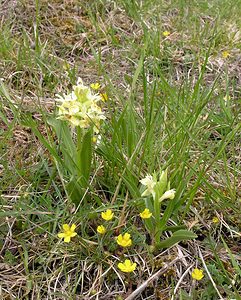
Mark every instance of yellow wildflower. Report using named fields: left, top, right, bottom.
left=100, top=93, right=108, bottom=102
left=212, top=216, right=219, bottom=224
left=191, top=268, right=204, bottom=280
left=116, top=233, right=132, bottom=247
left=101, top=209, right=114, bottom=221
left=90, top=83, right=101, bottom=90
left=118, top=259, right=137, bottom=273
left=57, top=224, right=77, bottom=243
left=97, top=225, right=106, bottom=234
left=163, top=31, right=170, bottom=37
left=222, top=51, right=230, bottom=59
left=140, top=208, right=152, bottom=219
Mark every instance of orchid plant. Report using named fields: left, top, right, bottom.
left=47, top=78, right=105, bottom=206
left=140, top=169, right=197, bottom=250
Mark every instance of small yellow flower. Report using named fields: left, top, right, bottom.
left=57, top=224, right=77, bottom=243
left=222, top=51, right=230, bottom=59
left=118, top=259, right=137, bottom=273
left=101, top=209, right=114, bottom=221
left=90, top=82, right=101, bottom=90
left=100, top=93, right=108, bottom=102
left=116, top=233, right=132, bottom=247
left=97, top=225, right=106, bottom=234
left=140, top=208, right=152, bottom=219
left=191, top=268, right=204, bottom=280
left=163, top=31, right=170, bottom=37
left=212, top=216, right=219, bottom=224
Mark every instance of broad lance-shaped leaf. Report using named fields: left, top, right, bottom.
left=47, top=117, right=76, bottom=157
left=66, top=177, right=84, bottom=205
left=47, top=116, right=79, bottom=175
left=157, top=230, right=197, bottom=249
left=79, top=129, right=92, bottom=183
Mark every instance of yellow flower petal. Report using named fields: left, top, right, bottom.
left=57, top=233, right=65, bottom=238
left=63, top=224, right=70, bottom=231
left=123, top=233, right=130, bottom=239
left=70, top=224, right=77, bottom=231
left=64, top=236, right=71, bottom=243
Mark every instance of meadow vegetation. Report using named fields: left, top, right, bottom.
left=0, top=0, right=240, bottom=299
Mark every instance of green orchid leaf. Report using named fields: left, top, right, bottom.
left=157, top=230, right=197, bottom=249
left=47, top=117, right=76, bottom=158
left=79, top=129, right=92, bottom=183
left=66, top=177, right=83, bottom=205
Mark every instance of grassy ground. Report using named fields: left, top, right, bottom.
left=0, top=0, right=240, bottom=299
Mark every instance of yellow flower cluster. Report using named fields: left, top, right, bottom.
left=58, top=209, right=137, bottom=273
left=96, top=209, right=114, bottom=236
left=57, top=78, right=106, bottom=132
left=96, top=209, right=136, bottom=273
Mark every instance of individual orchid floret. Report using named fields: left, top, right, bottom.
left=159, top=189, right=176, bottom=202
left=140, top=174, right=157, bottom=197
